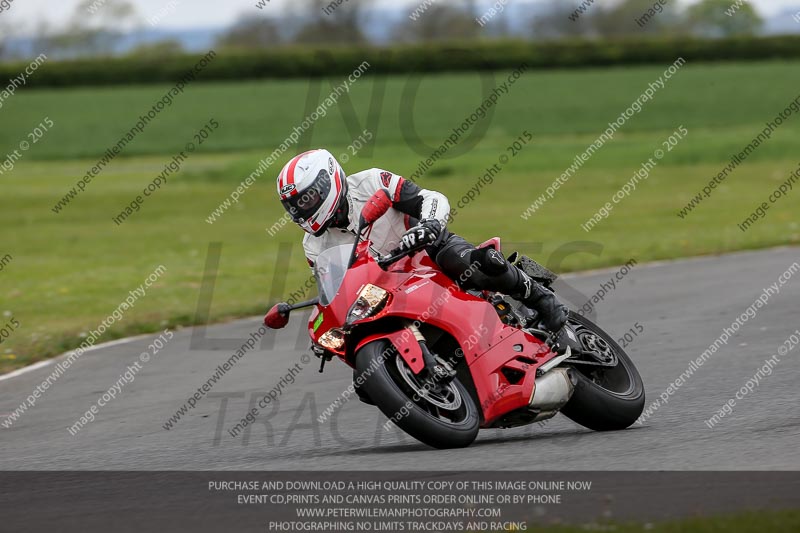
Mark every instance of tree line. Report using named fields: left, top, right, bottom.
left=0, top=0, right=766, bottom=61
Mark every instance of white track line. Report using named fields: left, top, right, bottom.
left=0, top=360, right=54, bottom=382
left=0, top=334, right=150, bottom=383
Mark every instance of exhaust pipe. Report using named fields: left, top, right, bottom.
left=529, top=368, right=574, bottom=411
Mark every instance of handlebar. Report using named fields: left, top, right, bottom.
left=376, top=250, right=407, bottom=269
left=376, top=241, right=427, bottom=270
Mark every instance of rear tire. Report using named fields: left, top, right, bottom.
left=560, top=312, right=645, bottom=431
left=356, top=339, right=479, bottom=449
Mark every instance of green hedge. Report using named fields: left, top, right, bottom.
left=3, top=36, right=800, bottom=88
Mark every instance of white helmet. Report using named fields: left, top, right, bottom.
left=276, top=149, right=345, bottom=236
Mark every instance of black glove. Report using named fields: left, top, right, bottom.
left=398, top=219, right=443, bottom=252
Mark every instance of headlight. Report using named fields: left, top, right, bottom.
left=318, top=328, right=346, bottom=351
left=346, top=284, right=389, bottom=325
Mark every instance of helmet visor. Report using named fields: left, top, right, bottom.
left=281, top=169, right=331, bottom=223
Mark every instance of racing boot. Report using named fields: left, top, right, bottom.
left=469, top=247, right=569, bottom=334
left=511, top=270, right=569, bottom=334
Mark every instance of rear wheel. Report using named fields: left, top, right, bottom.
left=356, top=339, right=479, bottom=449
left=560, top=312, right=645, bottom=431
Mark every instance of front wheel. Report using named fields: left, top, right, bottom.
left=356, top=339, right=479, bottom=449
left=560, top=312, right=645, bottom=431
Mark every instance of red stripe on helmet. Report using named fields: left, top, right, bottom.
left=286, top=150, right=316, bottom=186
left=278, top=167, right=288, bottom=194
left=278, top=166, right=299, bottom=199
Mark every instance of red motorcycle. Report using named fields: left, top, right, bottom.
left=266, top=191, right=645, bottom=449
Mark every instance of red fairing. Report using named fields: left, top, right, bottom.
left=356, top=329, right=425, bottom=375
left=308, top=240, right=560, bottom=428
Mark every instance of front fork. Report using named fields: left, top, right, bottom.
left=407, top=322, right=456, bottom=382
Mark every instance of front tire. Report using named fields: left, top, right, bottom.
left=356, top=339, right=479, bottom=449
left=560, top=312, right=645, bottom=431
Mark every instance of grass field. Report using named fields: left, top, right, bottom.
left=1, top=60, right=799, bottom=372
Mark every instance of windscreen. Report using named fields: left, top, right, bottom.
left=313, top=244, right=352, bottom=306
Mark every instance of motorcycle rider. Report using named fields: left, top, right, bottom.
left=273, top=149, right=568, bottom=334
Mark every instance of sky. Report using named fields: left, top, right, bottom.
left=2, top=0, right=799, bottom=33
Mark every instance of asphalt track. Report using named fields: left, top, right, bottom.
left=2, top=246, right=799, bottom=471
